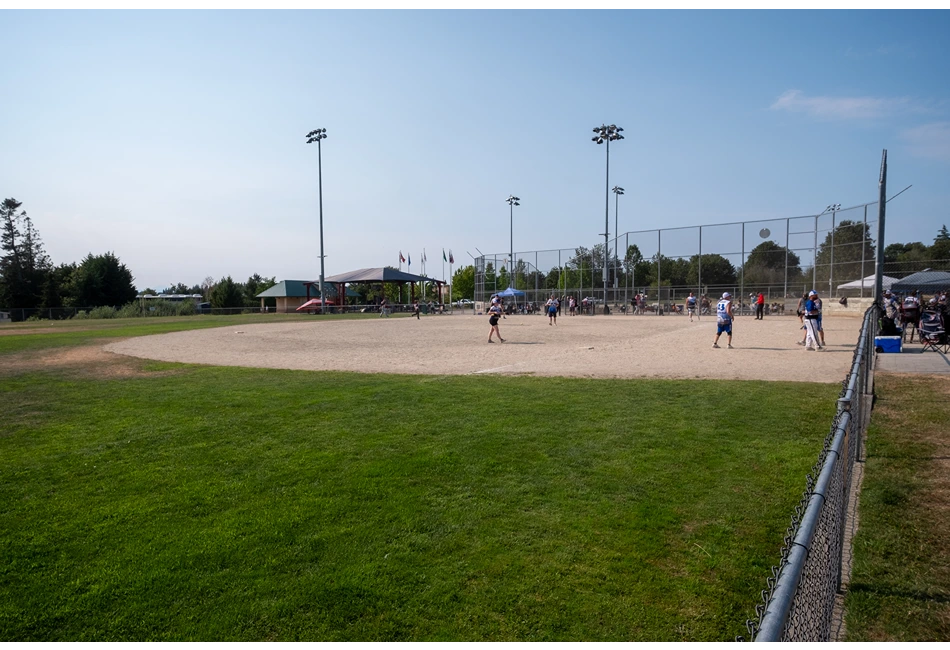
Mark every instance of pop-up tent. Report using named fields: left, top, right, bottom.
left=891, top=269, right=950, bottom=294
left=836, top=274, right=899, bottom=294
left=496, top=286, right=526, bottom=309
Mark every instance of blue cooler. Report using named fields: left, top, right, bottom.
left=874, top=336, right=902, bottom=353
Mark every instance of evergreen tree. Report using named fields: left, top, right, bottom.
left=209, top=276, right=244, bottom=309
left=244, top=273, right=276, bottom=307
left=70, top=252, right=137, bottom=308
left=0, top=198, right=53, bottom=310
left=40, top=262, right=77, bottom=314
left=165, top=282, right=202, bottom=295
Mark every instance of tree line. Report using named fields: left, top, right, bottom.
left=0, top=198, right=278, bottom=317
left=6, top=195, right=946, bottom=316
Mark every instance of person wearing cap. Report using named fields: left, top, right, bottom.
left=880, top=290, right=900, bottom=336
left=814, top=290, right=826, bottom=347
left=712, top=292, right=734, bottom=349
left=882, top=290, right=899, bottom=320
left=802, top=291, right=822, bottom=350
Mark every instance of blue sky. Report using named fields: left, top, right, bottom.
left=2, top=9, right=948, bottom=290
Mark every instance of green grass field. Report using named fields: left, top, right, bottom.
left=0, top=316, right=839, bottom=641
left=844, top=373, right=950, bottom=641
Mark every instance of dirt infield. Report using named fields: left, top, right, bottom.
left=104, top=313, right=864, bottom=383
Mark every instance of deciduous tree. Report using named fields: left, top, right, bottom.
left=741, top=241, right=801, bottom=287
left=686, top=253, right=737, bottom=286
left=452, top=265, right=475, bottom=301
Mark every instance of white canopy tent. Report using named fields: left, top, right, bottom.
left=836, top=274, right=899, bottom=293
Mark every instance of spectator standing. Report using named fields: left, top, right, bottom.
left=901, top=290, right=921, bottom=342
left=712, top=292, right=734, bottom=349
left=755, top=292, right=765, bottom=320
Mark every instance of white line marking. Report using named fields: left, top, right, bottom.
left=472, top=364, right=518, bottom=374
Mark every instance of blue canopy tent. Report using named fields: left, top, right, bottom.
left=496, top=286, right=526, bottom=312
left=497, top=286, right=525, bottom=297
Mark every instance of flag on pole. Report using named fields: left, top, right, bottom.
left=423, top=250, right=427, bottom=263
left=443, top=249, right=447, bottom=262
left=399, top=251, right=405, bottom=263
left=408, top=254, right=411, bottom=267
left=449, top=249, right=454, bottom=264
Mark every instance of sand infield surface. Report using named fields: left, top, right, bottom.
left=104, top=312, right=863, bottom=383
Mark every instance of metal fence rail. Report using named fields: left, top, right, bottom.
left=742, top=304, right=879, bottom=641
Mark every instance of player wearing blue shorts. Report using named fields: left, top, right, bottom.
left=712, top=292, right=734, bottom=349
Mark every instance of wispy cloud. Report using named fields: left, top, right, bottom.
left=900, top=122, right=950, bottom=162
left=770, top=90, right=922, bottom=121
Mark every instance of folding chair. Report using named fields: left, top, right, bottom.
left=918, top=310, right=949, bottom=354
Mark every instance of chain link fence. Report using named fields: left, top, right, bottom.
left=476, top=204, right=889, bottom=640
left=740, top=304, right=879, bottom=641
left=475, top=202, right=892, bottom=314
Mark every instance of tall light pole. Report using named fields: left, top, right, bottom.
left=593, top=124, right=623, bottom=312
left=813, top=204, right=833, bottom=292
left=612, top=185, right=625, bottom=303
left=828, top=203, right=841, bottom=297
left=306, top=128, right=327, bottom=312
left=506, top=194, right=520, bottom=288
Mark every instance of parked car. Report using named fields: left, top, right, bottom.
left=454, top=299, right=474, bottom=307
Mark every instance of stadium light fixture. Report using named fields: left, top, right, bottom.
left=306, top=128, right=328, bottom=312
left=506, top=195, right=520, bottom=286
left=592, top=124, right=623, bottom=311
